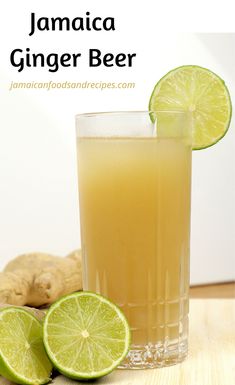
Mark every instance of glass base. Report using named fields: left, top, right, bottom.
left=119, top=340, right=188, bottom=369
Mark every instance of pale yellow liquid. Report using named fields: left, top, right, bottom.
left=77, top=137, right=191, bottom=347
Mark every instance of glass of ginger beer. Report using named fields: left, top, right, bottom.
left=76, top=111, right=192, bottom=369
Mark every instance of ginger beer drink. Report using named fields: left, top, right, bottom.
left=76, top=112, right=192, bottom=368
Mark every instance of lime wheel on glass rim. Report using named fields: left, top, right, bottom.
left=149, top=65, right=232, bottom=149
left=43, top=291, right=131, bottom=380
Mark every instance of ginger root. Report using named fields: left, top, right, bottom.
left=0, top=250, right=82, bottom=307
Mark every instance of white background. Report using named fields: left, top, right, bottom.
left=0, top=0, right=235, bottom=284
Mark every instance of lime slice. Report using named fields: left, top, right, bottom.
left=43, top=291, right=131, bottom=380
left=0, top=307, right=52, bottom=385
left=149, top=65, right=232, bottom=149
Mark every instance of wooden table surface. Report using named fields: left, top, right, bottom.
left=0, top=284, right=234, bottom=385
left=50, top=298, right=235, bottom=385
left=190, top=282, right=235, bottom=298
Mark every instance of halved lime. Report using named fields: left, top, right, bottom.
left=0, top=307, right=52, bottom=385
left=43, top=291, right=131, bottom=380
left=149, top=65, right=232, bottom=149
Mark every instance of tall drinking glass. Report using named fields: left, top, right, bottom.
left=76, top=111, right=192, bottom=369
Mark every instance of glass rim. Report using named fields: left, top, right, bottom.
left=75, top=110, right=192, bottom=141
left=75, top=110, right=188, bottom=120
